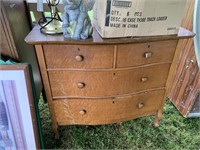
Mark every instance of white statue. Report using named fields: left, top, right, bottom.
left=62, top=0, right=96, bottom=40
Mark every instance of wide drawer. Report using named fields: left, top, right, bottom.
left=53, top=89, right=165, bottom=125
left=43, top=45, right=114, bottom=69
left=48, top=63, right=170, bottom=98
left=117, top=40, right=177, bottom=67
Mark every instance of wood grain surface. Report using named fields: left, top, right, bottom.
left=43, top=44, right=114, bottom=69
left=25, top=25, right=194, bottom=45
left=53, top=89, right=165, bottom=125
left=48, top=63, right=170, bottom=98
left=167, top=0, right=200, bottom=117
left=117, top=40, right=178, bottom=67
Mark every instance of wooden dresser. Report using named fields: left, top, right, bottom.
left=167, top=0, right=200, bottom=117
left=25, top=25, right=194, bottom=138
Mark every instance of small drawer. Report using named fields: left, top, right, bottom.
left=117, top=40, right=177, bottom=67
left=53, top=90, right=165, bottom=125
left=48, top=63, right=170, bottom=97
left=43, top=45, right=114, bottom=69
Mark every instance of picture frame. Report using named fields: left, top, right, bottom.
left=0, top=64, right=43, bottom=149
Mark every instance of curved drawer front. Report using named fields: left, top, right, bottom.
left=53, top=90, right=165, bottom=125
left=117, top=40, right=177, bottom=67
left=48, top=63, right=170, bottom=97
left=43, top=45, right=114, bottom=69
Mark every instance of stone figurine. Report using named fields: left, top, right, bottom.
left=62, top=0, right=96, bottom=40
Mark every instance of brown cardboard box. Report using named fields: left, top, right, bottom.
left=93, top=0, right=186, bottom=38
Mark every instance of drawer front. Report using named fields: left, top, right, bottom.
left=43, top=45, right=114, bottom=69
left=53, top=90, right=165, bottom=125
left=48, top=63, right=170, bottom=97
left=117, top=40, right=177, bottom=67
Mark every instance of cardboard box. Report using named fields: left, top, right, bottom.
left=93, top=0, right=186, bottom=38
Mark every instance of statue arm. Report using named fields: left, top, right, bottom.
left=83, top=0, right=96, bottom=11
left=62, top=11, right=70, bottom=27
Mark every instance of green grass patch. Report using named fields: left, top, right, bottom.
left=38, top=96, right=200, bottom=149
left=30, top=11, right=36, bottom=22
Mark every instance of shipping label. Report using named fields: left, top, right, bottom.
left=105, top=0, right=170, bottom=29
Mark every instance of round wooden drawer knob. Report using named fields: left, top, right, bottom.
left=138, top=103, right=144, bottom=109
left=144, top=52, right=153, bottom=58
left=141, top=77, right=148, bottom=82
left=79, top=110, right=87, bottom=115
left=75, top=55, right=84, bottom=62
left=77, top=82, right=85, bottom=89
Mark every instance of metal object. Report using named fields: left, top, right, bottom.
left=185, top=59, right=194, bottom=69
left=144, top=52, right=153, bottom=59
left=141, top=77, right=148, bottom=82
left=75, top=55, right=84, bottom=62
left=138, top=103, right=144, bottom=109
left=39, top=0, right=63, bottom=35
left=79, top=110, right=87, bottom=115
left=77, top=82, right=86, bottom=89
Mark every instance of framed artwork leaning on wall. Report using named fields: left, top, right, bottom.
left=0, top=63, right=43, bottom=150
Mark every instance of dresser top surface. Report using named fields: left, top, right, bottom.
left=25, top=25, right=194, bottom=45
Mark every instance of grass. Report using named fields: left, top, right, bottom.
left=38, top=96, right=200, bottom=149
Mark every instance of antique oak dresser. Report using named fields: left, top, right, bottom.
left=25, top=25, right=194, bottom=138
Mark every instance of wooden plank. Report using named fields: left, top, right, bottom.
left=34, top=45, right=59, bottom=138
left=166, top=40, right=184, bottom=96
left=0, top=7, right=19, bottom=60
left=167, top=0, right=200, bottom=117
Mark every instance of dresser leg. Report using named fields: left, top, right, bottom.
left=53, top=124, right=60, bottom=139
left=154, top=110, right=162, bottom=127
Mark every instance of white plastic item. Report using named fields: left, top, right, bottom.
left=194, top=0, right=200, bottom=67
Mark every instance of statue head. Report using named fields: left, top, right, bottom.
left=62, top=0, right=82, bottom=10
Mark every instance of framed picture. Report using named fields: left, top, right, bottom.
left=0, top=64, right=43, bottom=150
